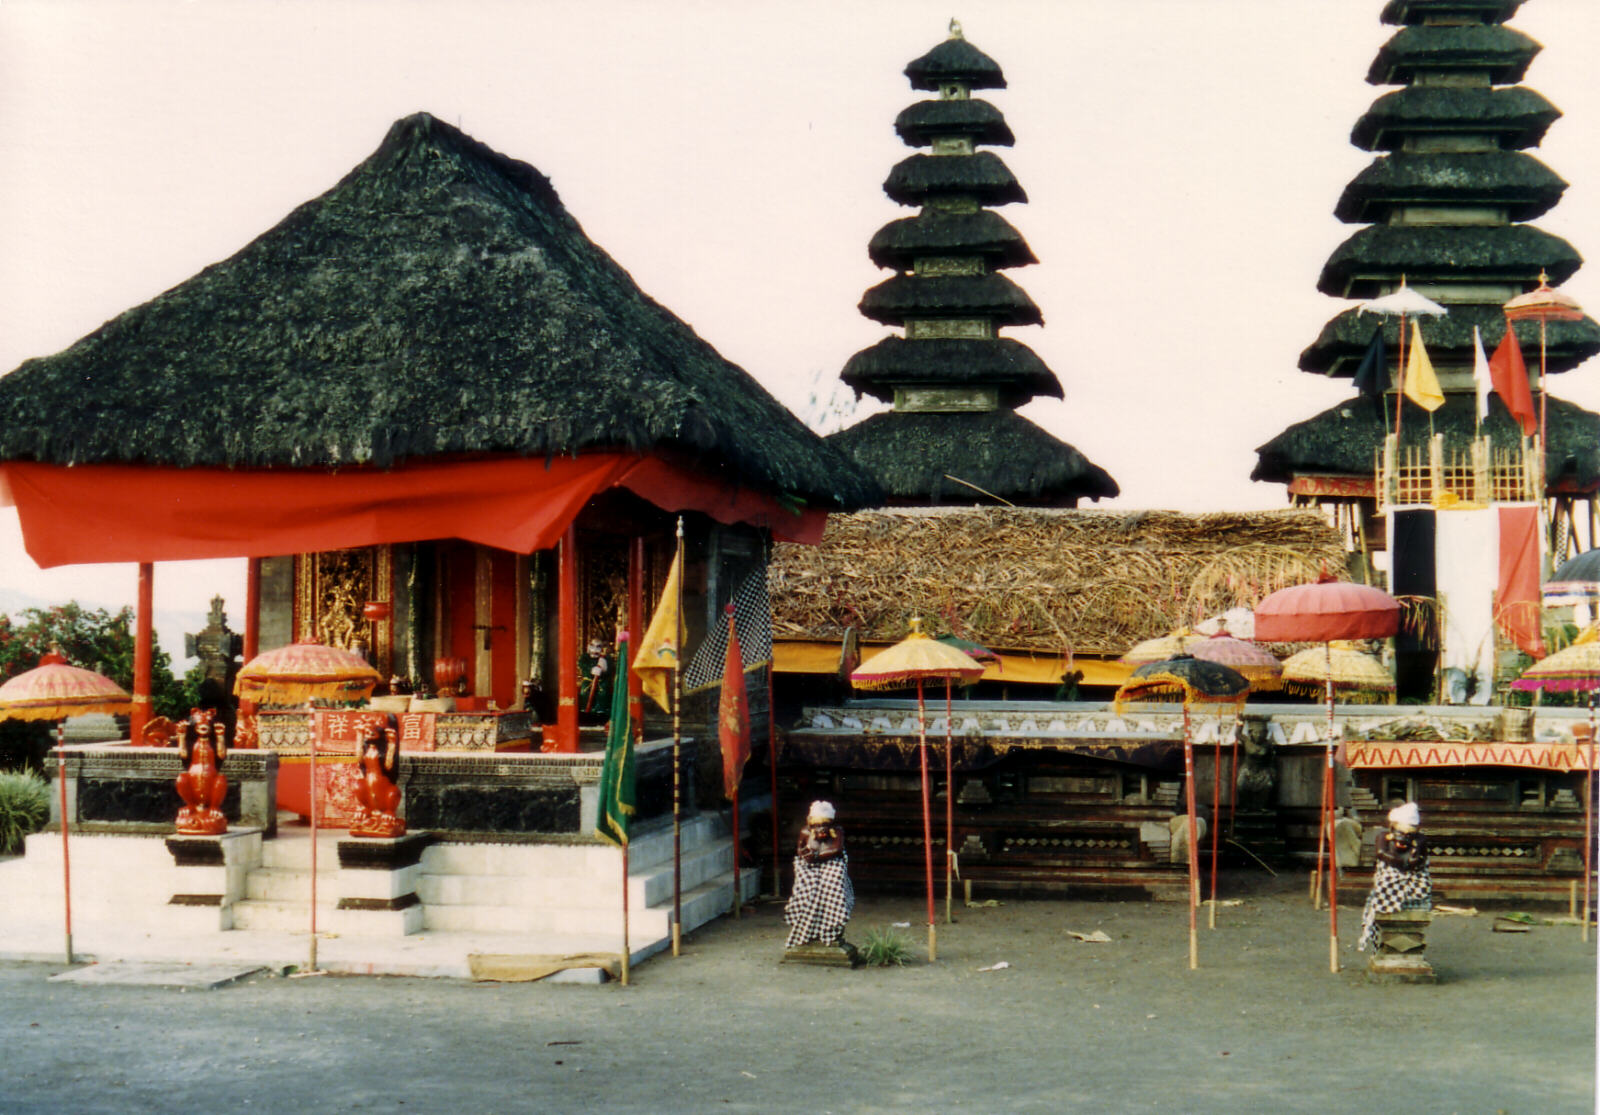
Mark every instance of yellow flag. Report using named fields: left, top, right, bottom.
left=632, top=551, right=682, bottom=713
left=1403, top=320, right=1444, bottom=412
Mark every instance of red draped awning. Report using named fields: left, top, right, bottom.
left=0, top=453, right=826, bottom=568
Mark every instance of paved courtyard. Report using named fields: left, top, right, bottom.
left=1, top=877, right=1593, bottom=1114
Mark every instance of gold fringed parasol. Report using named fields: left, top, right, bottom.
left=1120, top=629, right=1202, bottom=668
left=234, top=640, right=381, bottom=705
left=1281, top=643, right=1395, bottom=701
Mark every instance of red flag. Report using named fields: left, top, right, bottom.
left=1488, top=323, right=1537, bottom=436
left=717, top=604, right=750, bottom=800
left=1497, top=505, right=1545, bottom=659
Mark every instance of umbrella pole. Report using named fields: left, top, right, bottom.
left=1209, top=729, right=1221, bottom=928
left=1580, top=691, right=1593, bottom=940
left=768, top=668, right=781, bottom=900
left=672, top=522, right=684, bottom=957
left=1183, top=704, right=1199, bottom=970
left=945, top=681, right=954, bottom=925
left=1327, top=739, right=1340, bottom=973
left=620, top=841, right=631, bottom=987
left=1312, top=654, right=1333, bottom=908
left=57, top=721, right=72, bottom=965
left=918, top=679, right=935, bottom=962
left=1227, top=715, right=1241, bottom=839
left=309, top=717, right=319, bottom=974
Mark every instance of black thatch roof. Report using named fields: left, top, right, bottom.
left=1251, top=391, right=1600, bottom=488
left=1299, top=302, right=1600, bottom=377
left=0, top=113, right=881, bottom=510
left=1381, top=0, right=1524, bottom=25
left=894, top=99, right=1014, bottom=148
left=904, top=35, right=1006, bottom=92
left=858, top=274, right=1042, bottom=327
left=1367, top=25, right=1540, bottom=86
left=867, top=210, right=1036, bottom=270
left=1335, top=151, right=1565, bottom=223
left=1317, top=224, right=1580, bottom=298
left=827, top=409, right=1117, bottom=507
left=884, top=152, right=1026, bottom=207
left=840, top=338, right=1063, bottom=405
left=1352, top=86, right=1558, bottom=151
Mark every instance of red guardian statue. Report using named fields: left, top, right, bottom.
left=349, top=721, right=406, bottom=838
left=175, top=708, right=229, bottom=835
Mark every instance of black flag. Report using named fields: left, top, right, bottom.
left=1351, top=325, right=1388, bottom=399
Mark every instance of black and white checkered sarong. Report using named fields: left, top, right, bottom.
left=1359, top=862, right=1432, bottom=951
left=784, top=852, right=854, bottom=949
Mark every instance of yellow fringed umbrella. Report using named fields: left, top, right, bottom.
left=850, top=618, right=984, bottom=960
left=0, top=647, right=133, bottom=966
left=1281, top=643, right=1394, bottom=702
left=1120, top=629, right=1203, bottom=667
left=234, top=640, right=380, bottom=705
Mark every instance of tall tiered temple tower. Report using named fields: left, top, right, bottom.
left=827, top=23, right=1117, bottom=507
left=1253, top=0, right=1600, bottom=561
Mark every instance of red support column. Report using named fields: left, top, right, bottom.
left=131, top=562, right=154, bottom=745
left=554, top=525, right=580, bottom=753
left=243, top=557, right=262, bottom=662
left=628, top=537, right=645, bottom=744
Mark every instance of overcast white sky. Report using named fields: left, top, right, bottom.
left=1, top=0, right=1597, bottom=648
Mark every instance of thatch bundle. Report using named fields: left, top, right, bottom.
left=769, top=507, right=1348, bottom=655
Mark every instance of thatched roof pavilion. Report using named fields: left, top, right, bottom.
left=824, top=23, right=1116, bottom=509
left=0, top=112, right=880, bottom=754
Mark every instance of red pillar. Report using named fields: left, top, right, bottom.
left=629, top=537, right=645, bottom=744
left=131, top=562, right=153, bottom=745
left=243, top=557, right=261, bottom=662
left=554, top=524, right=580, bottom=753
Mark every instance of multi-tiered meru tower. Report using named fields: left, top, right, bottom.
left=828, top=23, right=1117, bottom=507
left=1253, top=0, right=1600, bottom=561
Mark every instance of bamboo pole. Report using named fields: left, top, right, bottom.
left=308, top=711, right=319, bottom=973
left=1325, top=651, right=1341, bottom=973
left=768, top=666, right=781, bottom=900
left=1584, top=696, right=1595, bottom=944
left=671, top=519, right=684, bottom=957
left=1209, top=727, right=1222, bottom=929
left=917, top=677, right=936, bottom=962
left=56, top=721, right=72, bottom=965
left=1183, top=703, right=1199, bottom=970
left=620, top=842, right=631, bottom=986
left=945, top=680, right=954, bottom=925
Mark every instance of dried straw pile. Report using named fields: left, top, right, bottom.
left=770, top=507, right=1346, bottom=655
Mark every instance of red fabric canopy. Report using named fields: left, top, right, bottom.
left=0, top=453, right=826, bottom=568
left=1253, top=579, right=1400, bottom=644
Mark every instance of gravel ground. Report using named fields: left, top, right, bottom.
left=1, top=871, right=1593, bottom=1115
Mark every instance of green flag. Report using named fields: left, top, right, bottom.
left=594, top=634, right=635, bottom=847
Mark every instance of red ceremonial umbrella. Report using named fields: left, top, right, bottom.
left=851, top=618, right=985, bottom=961
left=234, top=640, right=380, bottom=972
left=1255, top=576, right=1400, bottom=974
left=1512, top=630, right=1600, bottom=941
left=0, top=647, right=133, bottom=964
left=1114, top=655, right=1251, bottom=969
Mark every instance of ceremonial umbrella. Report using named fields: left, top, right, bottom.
left=1114, top=655, right=1250, bottom=969
left=1545, top=548, right=1600, bottom=607
left=234, top=640, right=380, bottom=972
left=1505, top=272, right=1584, bottom=455
left=1512, top=629, right=1600, bottom=941
left=1281, top=644, right=1395, bottom=702
left=0, top=648, right=133, bottom=963
left=850, top=618, right=985, bottom=961
left=1358, top=279, right=1448, bottom=445
left=1121, top=629, right=1202, bottom=667
left=1255, top=576, right=1400, bottom=973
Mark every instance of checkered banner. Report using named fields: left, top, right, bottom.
left=683, top=566, right=772, bottom=695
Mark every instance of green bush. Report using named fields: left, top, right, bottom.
left=858, top=926, right=912, bottom=967
left=0, top=770, right=50, bottom=854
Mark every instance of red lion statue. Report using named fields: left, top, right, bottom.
left=175, top=708, right=229, bottom=835
left=349, top=721, right=406, bottom=839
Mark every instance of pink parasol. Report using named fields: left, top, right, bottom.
left=1255, top=575, right=1400, bottom=974
left=1188, top=631, right=1283, bottom=692
left=851, top=618, right=984, bottom=961
left=1505, top=272, right=1584, bottom=453
left=0, top=648, right=133, bottom=965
